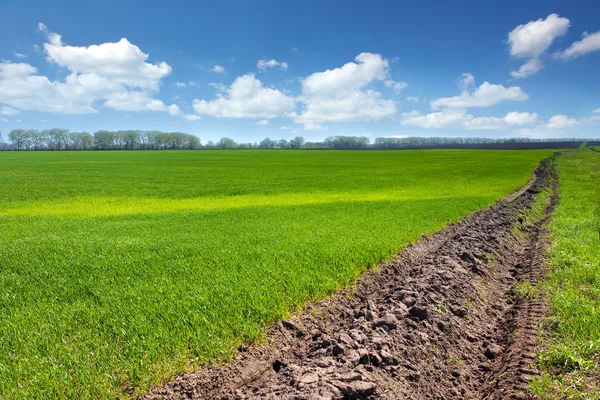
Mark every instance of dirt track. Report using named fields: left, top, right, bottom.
left=144, top=159, right=557, bottom=400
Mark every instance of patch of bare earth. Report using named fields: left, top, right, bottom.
left=143, top=160, right=557, bottom=400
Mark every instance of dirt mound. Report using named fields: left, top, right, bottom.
left=144, top=160, right=557, bottom=400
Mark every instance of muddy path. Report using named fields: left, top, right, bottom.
left=144, top=159, right=557, bottom=400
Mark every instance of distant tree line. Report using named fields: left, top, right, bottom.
left=0, top=130, right=592, bottom=151
left=0, top=129, right=201, bottom=151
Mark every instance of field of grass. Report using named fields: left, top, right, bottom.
left=532, top=147, right=600, bottom=398
left=0, top=149, right=555, bottom=399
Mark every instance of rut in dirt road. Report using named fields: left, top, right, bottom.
left=144, top=159, right=557, bottom=400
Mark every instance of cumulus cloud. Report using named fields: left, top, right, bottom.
left=0, top=24, right=178, bottom=116
left=503, top=111, right=539, bottom=125
left=257, top=59, right=288, bottom=71
left=255, top=119, right=269, bottom=125
left=291, top=90, right=396, bottom=129
left=430, top=77, right=528, bottom=110
left=520, top=114, right=580, bottom=137
left=0, top=105, right=20, bottom=116
left=42, top=28, right=171, bottom=90
left=192, top=73, right=295, bottom=118
left=401, top=109, right=538, bottom=130
left=510, top=58, right=543, bottom=79
left=384, top=79, right=408, bottom=93
left=292, top=53, right=397, bottom=129
left=184, top=114, right=201, bottom=121
left=401, top=109, right=473, bottom=129
left=212, top=65, right=225, bottom=73
left=174, top=82, right=186, bottom=87
left=104, top=91, right=181, bottom=115
left=546, top=114, right=579, bottom=129
left=406, top=96, right=419, bottom=102
left=14, top=53, right=27, bottom=58
left=554, top=31, right=600, bottom=60
left=0, top=61, right=99, bottom=114
left=456, top=73, right=475, bottom=91
left=301, top=53, right=389, bottom=96
left=507, top=13, right=570, bottom=78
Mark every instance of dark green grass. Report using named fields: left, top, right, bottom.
left=531, top=147, right=600, bottom=398
left=0, top=150, right=554, bottom=399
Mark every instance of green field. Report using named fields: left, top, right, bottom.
left=0, top=150, right=554, bottom=399
left=532, top=147, right=600, bottom=398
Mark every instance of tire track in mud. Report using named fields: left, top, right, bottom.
left=144, top=159, right=557, bottom=400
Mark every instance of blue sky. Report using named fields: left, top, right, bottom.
left=1, top=0, right=599, bottom=142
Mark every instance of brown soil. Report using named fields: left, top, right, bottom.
left=143, top=159, right=557, bottom=400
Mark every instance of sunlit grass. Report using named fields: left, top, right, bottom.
left=531, top=147, right=600, bottom=399
left=0, top=149, right=554, bottom=399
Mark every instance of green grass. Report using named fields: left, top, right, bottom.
left=531, top=147, right=600, bottom=399
left=0, top=149, right=554, bottom=399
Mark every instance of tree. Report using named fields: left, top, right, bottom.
left=217, top=137, right=237, bottom=149
left=121, top=130, right=141, bottom=150
left=324, top=136, right=370, bottom=149
left=45, top=129, right=70, bottom=150
left=93, top=130, right=116, bottom=150
left=289, top=136, right=305, bottom=149
left=8, top=129, right=27, bottom=151
left=0, top=131, right=8, bottom=150
left=277, top=139, right=289, bottom=149
left=259, top=137, right=276, bottom=149
left=69, top=132, right=93, bottom=150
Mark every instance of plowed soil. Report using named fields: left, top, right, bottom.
left=144, top=159, right=557, bottom=400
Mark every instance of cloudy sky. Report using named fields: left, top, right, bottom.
left=1, top=0, right=599, bottom=142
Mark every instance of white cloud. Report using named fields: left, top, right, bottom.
left=508, top=14, right=570, bottom=59
left=0, top=62, right=100, bottom=114
left=384, top=79, right=408, bottom=93
left=401, top=109, right=473, bottom=129
left=0, top=24, right=177, bottom=116
left=104, top=91, right=181, bottom=115
left=189, top=81, right=199, bottom=87
left=431, top=78, right=528, bottom=110
left=456, top=73, right=475, bottom=91
left=302, top=123, right=327, bottom=131
left=292, top=53, right=397, bottom=129
left=174, top=82, right=186, bottom=87
left=14, top=53, right=27, bottom=58
left=292, top=90, right=396, bottom=128
left=192, top=73, right=295, bottom=118
left=42, top=29, right=171, bottom=90
left=280, top=125, right=291, bottom=130
left=554, top=31, right=600, bottom=60
left=257, top=59, right=288, bottom=71
left=401, top=109, right=538, bottom=130
left=301, top=53, right=389, bottom=97
left=0, top=117, right=7, bottom=122
left=212, top=65, right=225, bottom=73
left=503, top=111, right=539, bottom=125
left=510, top=58, right=543, bottom=79
left=546, top=114, right=579, bottom=129
left=520, top=114, right=580, bottom=137
left=33, top=44, right=41, bottom=53
left=507, top=13, right=570, bottom=78
left=255, top=119, right=269, bottom=125
left=184, top=114, right=201, bottom=121
left=0, top=106, right=20, bottom=116
left=406, top=96, right=420, bottom=102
